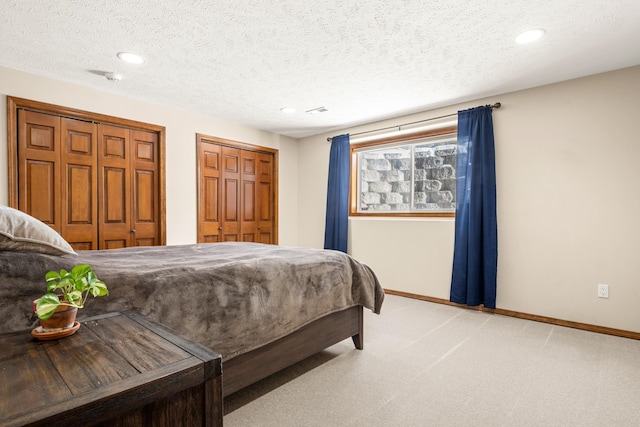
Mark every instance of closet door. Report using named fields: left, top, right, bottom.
left=9, top=97, right=166, bottom=249
left=198, top=141, right=222, bottom=242
left=60, top=118, right=98, bottom=250
left=220, top=146, right=241, bottom=241
left=256, top=152, right=275, bottom=244
left=17, top=110, right=61, bottom=231
left=240, top=150, right=257, bottom=242
left=196, top=134, right=277, bottom=245
left=98, top=125, right=132, bottom=249
left=240, top=150, right=275, bottom=244
left=130, top=130, right=159, bottom=246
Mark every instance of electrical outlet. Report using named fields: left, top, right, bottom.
left=598, top=284, right=609, bottom=298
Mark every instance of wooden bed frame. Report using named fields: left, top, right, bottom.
left=222, top=305, right=364, bottom=396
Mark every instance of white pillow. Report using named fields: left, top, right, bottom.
left=0, top=206, right=77, bottom=256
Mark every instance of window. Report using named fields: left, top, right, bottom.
left=350, top=126, right=457, bottom=217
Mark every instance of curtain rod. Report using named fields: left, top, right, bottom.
left=326, top=102, right=501, bottom=142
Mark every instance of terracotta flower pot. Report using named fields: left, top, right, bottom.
left=34, top=300, right=78, bottom=331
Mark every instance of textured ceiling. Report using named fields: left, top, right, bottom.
left=1, top=1, right=639, bottom=138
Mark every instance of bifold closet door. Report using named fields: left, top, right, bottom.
left=17, top=110, right=61, bottom=231
left=220, top=146, right=241, bottom=242
left=197, top=143, right=246, bottom=243
left=198, top=141, right=222, bottom=242
left=197, top=136, right=276, bottom=244
left=98, top=124, right=132, bottom=249
left=98, top=126, right=159, bottom=249
left=18, top=112, right=98, bottom=250
left=60, top=118, right=98, bottom=250
left=240, top=150, right=275, bottom=243
left=130, top=129, right=159, bottom=247
left=256, top=152, right=274, bottom=244
left=240, top=150, right=257, bottom=242
left=11, top=97, right=165, bottom=250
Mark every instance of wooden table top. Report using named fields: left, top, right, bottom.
left=0, top=311, right=221, bottom=426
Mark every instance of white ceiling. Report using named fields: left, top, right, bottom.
left=1, top=1, right=639, bottom=138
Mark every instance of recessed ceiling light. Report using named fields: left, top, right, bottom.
left=516, top=29, right=546, bottom=44
left=117, top=52, right=145, bottom=64
left=280, top=107, right=296, bottom=114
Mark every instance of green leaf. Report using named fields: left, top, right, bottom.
left=71, top=264, right=91, bottom=279
left=65, top=290, right=83, bottom=304
left=35, top=293, right=61, bottom=319
left=90, top=282, right=109, bottom=297
left=45, top=271, right=61, bottom=282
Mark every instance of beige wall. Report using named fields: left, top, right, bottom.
left=0, top=66, right=299, bottom=246
left=298, top=65, right=640, bottom=333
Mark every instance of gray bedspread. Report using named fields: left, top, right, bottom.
left=0, top=242, right=384, bottom=359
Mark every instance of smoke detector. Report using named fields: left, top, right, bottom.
left=105, top=72, right=123, bottom=82
left=306, top=106, right=328, bottom=115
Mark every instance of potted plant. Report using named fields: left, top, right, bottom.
left=33, top=264, right=108, bottom=332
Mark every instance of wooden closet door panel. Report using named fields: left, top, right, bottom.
left=257, top=152, right=274, bottom=244
left=98, top=125, right=131, bottom=249
left=198, top=142, right=221, bottom=243
left=61, top=118, right=98, bottom=250
left=240, top=150, right=257, bottom=242
left=17, top=110, right=61, bottom=230
left=131, top=130, right=159, bottom=246
left=196, top=134, right=277, bottom=246
left=221, top=146, right=240, bottom=242
left=9, top=97, right=166, bottom=249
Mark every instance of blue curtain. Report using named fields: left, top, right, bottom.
left=324, top=134, right=350, bottom=253
left=450, top=106, right=498, bottom=308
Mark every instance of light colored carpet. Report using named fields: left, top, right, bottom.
left=224, top=294, right=640, bottom=426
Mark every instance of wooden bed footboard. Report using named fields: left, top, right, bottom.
left=223, top=305, right=364, bottom=397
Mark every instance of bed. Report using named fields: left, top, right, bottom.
left=0, top=207, right=385, bottom=397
